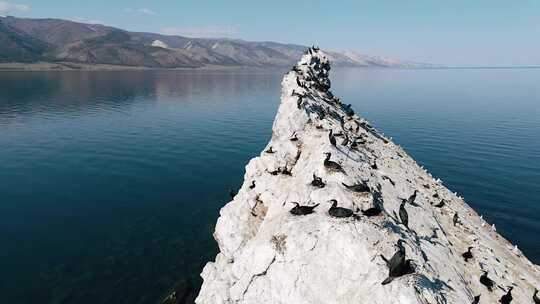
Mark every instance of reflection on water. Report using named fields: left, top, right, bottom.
left=0, top=68, right=539, bottom=304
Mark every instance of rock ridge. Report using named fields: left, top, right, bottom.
left=196, top=48, right=539, bottom=304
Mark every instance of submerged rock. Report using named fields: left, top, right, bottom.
left=196, top=48, right=539, bottom=303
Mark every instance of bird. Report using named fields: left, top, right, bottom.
left=328, top=200, right=353, bottom=218
left=323, top=153, right=345, bottom=173
left=341, top=133, right=349, bottom=146
left=432, top=200, right=445, bottom=208
left=289, top=202, right=319, bottom=216
left=229, top=188, right=236, bottom=200
left=407, top=190, right=419, bottom=205
left=453, top=212, right=459, bottom=226
left=249, top=181, right=256, bottom=189
left=342, top=181, right=370, bottom=193
left=471, top=295, right=481, bottom=304
left=311, top=173, right=326, bottom=188
left=290, top=132, right=299, bottom=141
left=361, top=206, right=382, bottom=217
left=462, top=247, right=473, bottom=262
left=399, top=199, right=409, bottom=229
left=381, top=240, right=409, bottom=285
left=265, top=146, right=275, bottom=154
left=499, top=286, right=513, bottom=304
left=371, top=162, right=378, bottom=170
left=533, top=288, right=540, bottom=304
left=328, top=129, right=337, bottom=147
left=479, top=271, right=495, bottom=291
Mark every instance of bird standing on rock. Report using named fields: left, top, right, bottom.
left=323, top=153, right=345, bottom=173
left=311, top=173, right=326, bottom=188
left=329, top=129, right=336, bottom=147
left=342, top=181, right=370, bottom=193
left=381, top=240, right=413, bottom=285
left=471, top=295, right=481, bottom=304
left=499, top=286, right=513, bottom=304
left=479, top=271, right=495, bottom=291
left=399, top=199, right=409, bottom=229
left=462, top=247, right=473, bottom=262
left=533, top=288, right=540, bottom=303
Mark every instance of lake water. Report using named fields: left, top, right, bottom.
left=1, top=68, right=539, bottom=303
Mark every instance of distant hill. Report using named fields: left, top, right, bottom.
left=0, top=16, right=436, bottom=68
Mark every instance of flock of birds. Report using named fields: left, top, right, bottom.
left=228, top=47, right=539, bottom=303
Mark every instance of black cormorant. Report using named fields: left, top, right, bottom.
left=499, top=286, right=513, bottom=304
left=342, top=181, right=370, bottom=193
left=462, top=247, right=473, bottom=262
left=290, top=132, right=299, bottom=142
left=399, top=199, right=409, bottom=229
left=533, top=288, right=540, bottom=304
left=472, top=295, right=480, bottom=304
left=329, top=129, right=337, bottom=147
left=249, top=181, right=256, bottom=189
left=341, top=133, right=349, bottom=146
left=371, top=162, right=378, bottom=170
left=289, top=202, right=319, bottom=216
left=407, top=190, right=419, bottom=206
left=479, top=271, right=495, bottom=291
left=328, top=199, right=353, bottom=218
left=311, top=173, right=326, bottom=188
left=381, top=240, right=411, bottom=285
left=265, top=146, right=275, bottom=154
left=323, top=153, right=345, bottom=173
left=433, top=200, right=445, bottom=208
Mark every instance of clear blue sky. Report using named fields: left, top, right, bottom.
left=2, top=0, right=539, bottom=66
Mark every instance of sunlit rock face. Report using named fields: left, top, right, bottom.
left=196, top=48, right=540, bottom=304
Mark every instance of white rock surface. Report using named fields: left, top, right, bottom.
left=196, top=48, right=539, bottom=304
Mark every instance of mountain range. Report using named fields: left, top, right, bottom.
left=0, top=16, right=435, bottom=69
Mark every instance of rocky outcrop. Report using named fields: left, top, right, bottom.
left=196, top=48, right=539, bottom=303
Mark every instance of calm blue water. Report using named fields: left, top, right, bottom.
left=1, top=68, right=539, bottom=303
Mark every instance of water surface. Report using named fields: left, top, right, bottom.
left=1, top=67, right=539, bottom=303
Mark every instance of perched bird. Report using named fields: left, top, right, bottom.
left=229, top=188, right=236, bottom=200
left=533, top=288, right=540, bottom=304
left=371, top=162, right=378, bottom=170
left=453, top=212, right=459, bottom=226
left=407, top=190, right=419, bottom=205
left=289, top=132, right=299, bottom=141
left=265, top=146, right=275, bottom=154
left=342, top=181, right=370, bottom=193
left=341, top=133, right=349, bottom=146
left=479, top=271, right=495, bottom=291
left=249, top=181, right=256, bottom=189
left=289, top=202, right=319, bottom=216
left=328, top=130, right=337, bottom=147
left=311, top=173, right=326, bottom=188
left=361, top=206, right=382, bottom=217
left=499, top=286, right=513, bottom=304
left=323, top=153, right=345, bottom=173
left=462, top=247, right=473, bottom=262
left=432, top=200, right=445, bottom=208
left=472, top=295, right=481, bottom=304
left=381, top=240, right=412, bottom=285
left=328, top=200, right=353, bottom=218
left=399, top=200, right=409, bottom=229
